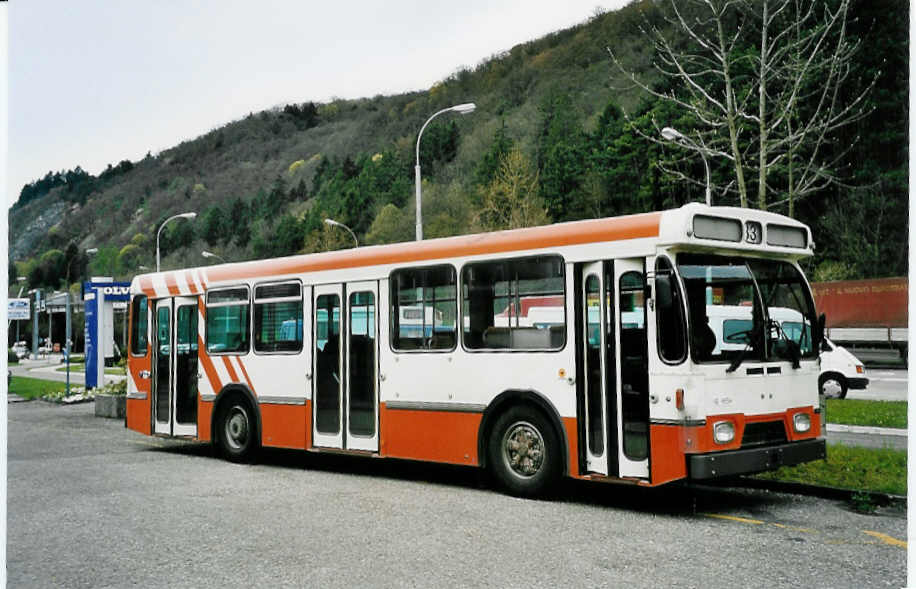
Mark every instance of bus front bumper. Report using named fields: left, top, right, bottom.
left=687, top=439, right=826, bottom=480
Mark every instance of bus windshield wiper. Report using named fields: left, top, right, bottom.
left=769, top=319, right=801, bottom=369
left=726, top=323, right=761, bottom=373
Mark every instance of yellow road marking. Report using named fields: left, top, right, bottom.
left=771, top=523, right=815, bottom=534
left=863, top=531, right=907, bottom=549
left=702, top=513, right=764, bottom=525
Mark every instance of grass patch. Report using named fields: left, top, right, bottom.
left=9, top=376, right=68, bottom=400
left=755, top=443, right=906, bottom=495
left=825, top=399, right=907, bottom=429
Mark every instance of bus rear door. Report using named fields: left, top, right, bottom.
left=312, top=281, right=379, bottom=452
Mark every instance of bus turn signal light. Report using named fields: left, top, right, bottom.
left=675, top=389, right=685, bottom=411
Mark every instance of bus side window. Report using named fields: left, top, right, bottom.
left=253, top=282, right=303, bottom=354
left=206, top=287, right=250, bottom=354
left=462, top=255, right=565, bottom=351
left=390, top=265, right=457, bottom=351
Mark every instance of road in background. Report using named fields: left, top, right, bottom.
left=8, top=401, right=906, bottom=588
left=847, top=368, right=907, bottom=402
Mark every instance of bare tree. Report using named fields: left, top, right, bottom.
left=474, top=147, right=550, bottom=231
left=609, top=0, right=876, bottom=214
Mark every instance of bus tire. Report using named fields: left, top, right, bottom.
left=819, top=372, right=848, bottom=400
left=487, top=405, right=561, bottom=498
left=215, top=395, right=260, bottom=463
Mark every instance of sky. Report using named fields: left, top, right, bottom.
left=7, top=0, right=629, bottom=206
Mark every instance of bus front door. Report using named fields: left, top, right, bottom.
left=312, top=282, right=379, bottom=452
left=580, top=262, right=612, bottom=476
left=615, top=260, right=649, bottom=479
left=153, top=297, right=199, bottom=437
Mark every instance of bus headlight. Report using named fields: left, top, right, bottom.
left=713, top=421, right=735, bottom=444
left=793, top=413, right=812, bottom=433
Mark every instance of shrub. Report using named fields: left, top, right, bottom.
left=8, top=349, right=19, bottom=364
left=99, top=379, right=127, bottom=396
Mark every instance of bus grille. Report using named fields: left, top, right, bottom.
left=741, top=421, right=787, bottom=447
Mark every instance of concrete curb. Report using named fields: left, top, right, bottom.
left=826, top=423, right=907, bottom=437
left=728, top=477, right=906, bottom=508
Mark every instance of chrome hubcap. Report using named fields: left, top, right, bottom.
left=225, top=407, right=249, bottom=450
left=502, top=421, right=545, bottom=478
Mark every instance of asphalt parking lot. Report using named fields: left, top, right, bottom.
left=8, top=401, right=907, bottom=588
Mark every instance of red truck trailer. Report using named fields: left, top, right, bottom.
left=810, top=277, right=907, bottom=362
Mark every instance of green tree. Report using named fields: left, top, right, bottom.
left=366, top=204, right=411, bottom=245
left=274, top=215, right=305, bottom=256
left=117, top=244, right=142, bottom=274
left=417, top=120, right=460, bottom=176
left=474, top=121, right=514, bottom=187
left=201, top=206, right=227, bottom=246
left=536, top=94, right=586, bottom=220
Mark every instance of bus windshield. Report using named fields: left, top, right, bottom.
left=677, top=254, right=817, bottom=366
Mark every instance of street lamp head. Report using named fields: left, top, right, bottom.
left=661, top=127, right=684, bottom=142
left=85, top=248, right=98, bottom=255
left=179, top=212, right=197, bottom=220
left=324, top=218, right=341, bottom=228
left=451, top=103, right=476, bottom=114
left=17, top=276, right=26, bottom=282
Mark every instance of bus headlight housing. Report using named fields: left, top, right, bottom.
left=713, top=421, right=735, bottom=444
left=793, top=413, right=811, bottom=433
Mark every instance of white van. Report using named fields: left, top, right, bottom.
left=706, top=305, right=867, bottom=399
left=818, top=338, right=868, bottom=399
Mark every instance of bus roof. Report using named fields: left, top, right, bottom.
left=132, top=204, right=811, bottom=298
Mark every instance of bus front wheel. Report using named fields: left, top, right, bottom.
left=216, top=396, right=260, bottom=463
left=487, top=405, right=561, bottom=497
left=819, top=373, right=848, bottom=400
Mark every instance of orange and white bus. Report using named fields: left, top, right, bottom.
left=126, top=203, right=826, bottom=496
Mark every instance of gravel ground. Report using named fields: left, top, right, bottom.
left=8, top=401, right=907, bottom=588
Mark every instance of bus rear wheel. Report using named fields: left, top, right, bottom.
left=216, top=396, right=260, bottom=463
left=487, top=406, right=561, bottom=498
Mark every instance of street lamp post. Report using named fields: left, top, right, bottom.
left=156, top=212, right=197, bottom=271
left=201, top=251, right=227, bottom=264
left=323, top=219, right=358, bottom=248
left=661, top=127, right=711, bottom=206
left=415, top=103, right=476, bottom=240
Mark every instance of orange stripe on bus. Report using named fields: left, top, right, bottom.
left=137, top=276, right=157, bottom=298
left=222, top=356, right=240, bottom=383
left=235, top=358, right=257, bottom=396
left=195, top=300, right=224, bottom=396
left=198, top=335, right=223, bottom=394
left=164, top=273, right=181, bottom=296
left=182, top=271, right=195, bottom=294
left=200, top=212, right=661, bottom=284
left=563, top=417, right=578, bottom=477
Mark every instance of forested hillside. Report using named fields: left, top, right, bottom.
left=8, top=0, right=907, bottom=294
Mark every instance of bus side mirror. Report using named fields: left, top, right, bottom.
left=817, top=313, right=827, bottom=345
left=656, top=274, right=674, bottom=312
